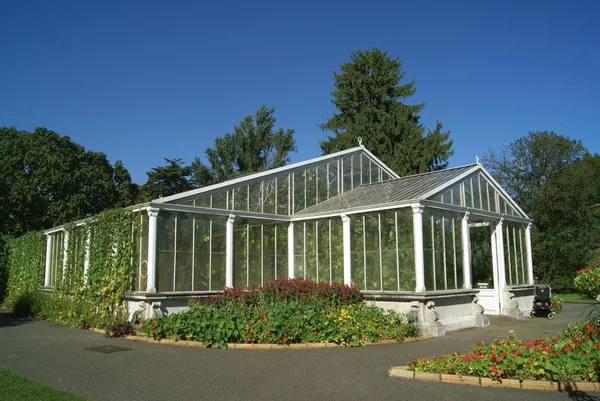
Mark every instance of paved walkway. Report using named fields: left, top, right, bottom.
left=0, top=304, right=598, bottom=401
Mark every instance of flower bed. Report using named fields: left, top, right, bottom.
left=138, top=278, right=418, bottom=349
left=408, top=310, right=600, bottom=383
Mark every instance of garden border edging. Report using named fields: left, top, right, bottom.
left=388, top=366, right=599, bottom=392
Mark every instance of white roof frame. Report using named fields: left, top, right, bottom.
left=154, top=146, right=399, bottom=204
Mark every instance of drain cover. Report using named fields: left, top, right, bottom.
left=85, top=345, right=132, bottom=354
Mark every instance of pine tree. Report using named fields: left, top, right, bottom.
left=319, top=48, right=453, bottom=175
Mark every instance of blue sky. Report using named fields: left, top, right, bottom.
left=1, top=0, right=599, bottom=184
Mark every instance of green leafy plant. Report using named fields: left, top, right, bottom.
left=551, top=294, right=564, bottom=312
left=574, top=265, right=600, bottom=299
left=141, top=279, right=417, bottom=348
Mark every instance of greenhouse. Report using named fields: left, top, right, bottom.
left=42, top=146, right=535, bottom=336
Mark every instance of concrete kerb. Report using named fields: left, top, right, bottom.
left=388, top=366, right=599, bottom=392
left=81, top=327, right=432, bottom=350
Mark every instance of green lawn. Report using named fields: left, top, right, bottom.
left=0, top=367, right=88, bottom=401
left=556, top=292, right=598, bottom=304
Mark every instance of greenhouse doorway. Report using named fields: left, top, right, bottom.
left=470, top=221, right=501, bottom=314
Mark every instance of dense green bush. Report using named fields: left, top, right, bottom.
left=140, top=279, right=417, bottom=348
left=4, top=232, right=46, bottom=310
left=409, top=308, right=600, bottom=382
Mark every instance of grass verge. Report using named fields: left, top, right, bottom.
left=0, top=367, right=88, bottom=401
left=556, top=293, right=597, bottom=304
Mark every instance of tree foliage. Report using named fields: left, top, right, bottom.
left=482, top=131, right=587, bottom=215
left=533, top=154, right=600, bottom=289
left=191, top=105, right=296, bottom=186
left=0, top=127, right=136, bottom=237
left=140, top=158, right=193, bottom=201
left=319, top=48, right=453, bottom=175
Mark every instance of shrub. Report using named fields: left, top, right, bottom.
left=551, top=294, right=564, bottom=312
left=141, top=279, right=417, bottom=348
left=574, top=265, right=600, bottom=298
left=408, top=314, right=600, bottom=382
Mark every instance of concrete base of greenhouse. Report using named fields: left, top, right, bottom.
left=388, top=366, right=600, bottom=392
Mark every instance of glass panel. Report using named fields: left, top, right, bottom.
left=350, top=215, right=365, bottom=289
left=276, top=175, right=289, bottom=215
left=380, top=210, right=397, bottom=291
left=194, top=195, right=211, bottom=208
left=331, top=218, right=344, bottom=283
left=371, top=164, right=381, bottom=184
left=442, top=189, right=452, bottom=205
left=317, top=221, right=329, bottom=283
left=248, top=223, right=262, bottom=286
left=504, top=225, right=512, bottom=285
left=361, top=154, right=371, bottom=185
left=248, top=181, right=262, bottom=213
left=233, top=219, right=248, bottom=288
left=342, top=156, right=352, bottom=193
left=210, top=216, right=227, bottom=290
left=262, top=178, right=276, bottom=214
left=328, top=162, right=339, bottom=199
left=175, top=213, right=193, bottom=291
left=193, top=215, right=210, bottom=290
left=470, top=224, right=494, bottom=289
left=472, top=175, right=481, bottom=209
left=489, top=185, right=497, bottom=213
left=317, top=164, right=328, bottom=204
left=444, top=214, right=455, bottom=289
left=137, top=212, right=149, bottom=291
left=305, top=221, right=317, bottom=281
left=233, top=185, right=248, bottom=212
left=433, top=212, right=445, bottom=290
left=293, top=170, right=305, bottom=213
left=274, top=223, right=288, bottom=279
left=157, top=212, right=175, bottom=292
left=352, top=154, right=361, bottom=189
left=480, top=175, right=489, bottom=211
left=499, top=197, right=506, bottom=214
left=397, top=208, right=415, bottom=291
left=382, top=171, right=390, bottom=181
left=305, top=167, right=317, bottom=209
left=364, top=213, right=380, bottom=290
left=452, top=184, right=462, bottom=206
left=262, top=224, right=275, bottom=284
left=454, top=214, right=464, bottom=289
left=211, top=191, right=228, bottom=210
left=294, top=222, right=304, bottom=278
left=464, top=178, right=473, bottom=208
left=423, top=212, right=434, bottom=291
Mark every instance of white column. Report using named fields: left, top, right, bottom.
left=461, top=212, right=472, bottom=290
left=44, top=234, right=52, bottom=287
left=83, top=230, right=91, bottom=285
left=341, top=214, right=351, bottom=286
left=288, top=222, right=295, bottom=279
left=525, top=223, right=534, bottom=285
left=411, top=204, right=426, bottom=292
left=225, top=214, right=235, bottom=288
left=62, top=230, right=69, bottom=276
left=495, top=218, right=506, bottom=288
left=146, top=207, right=160, bottom=293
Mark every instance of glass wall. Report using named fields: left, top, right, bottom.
left=432, top=173, right=521, bottom=217
left=293, top=218, right=344, bottom=283
left=423, top=209, right=464, bottom=291
left=233, top=219, right=288, bottom=288
left=171, top=151, right=393, bottom=216
left=470, top=221, right=494, bottom=288
left=48, top=231, right=65, bottom=287
left=350, top=209, right=415, bottom=291
left=132, top=212, right=149, bottom=291
left=503, top=222, right=527, bottom=286
left=156, top=211, right=226, bottom=292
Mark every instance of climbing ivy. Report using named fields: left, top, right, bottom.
left=4, top=232, right=46, bottom=309
left=5, top=208, right=140, bottom=329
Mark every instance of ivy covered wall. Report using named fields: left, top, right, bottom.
left=4, top=208, right=139, bottom=329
